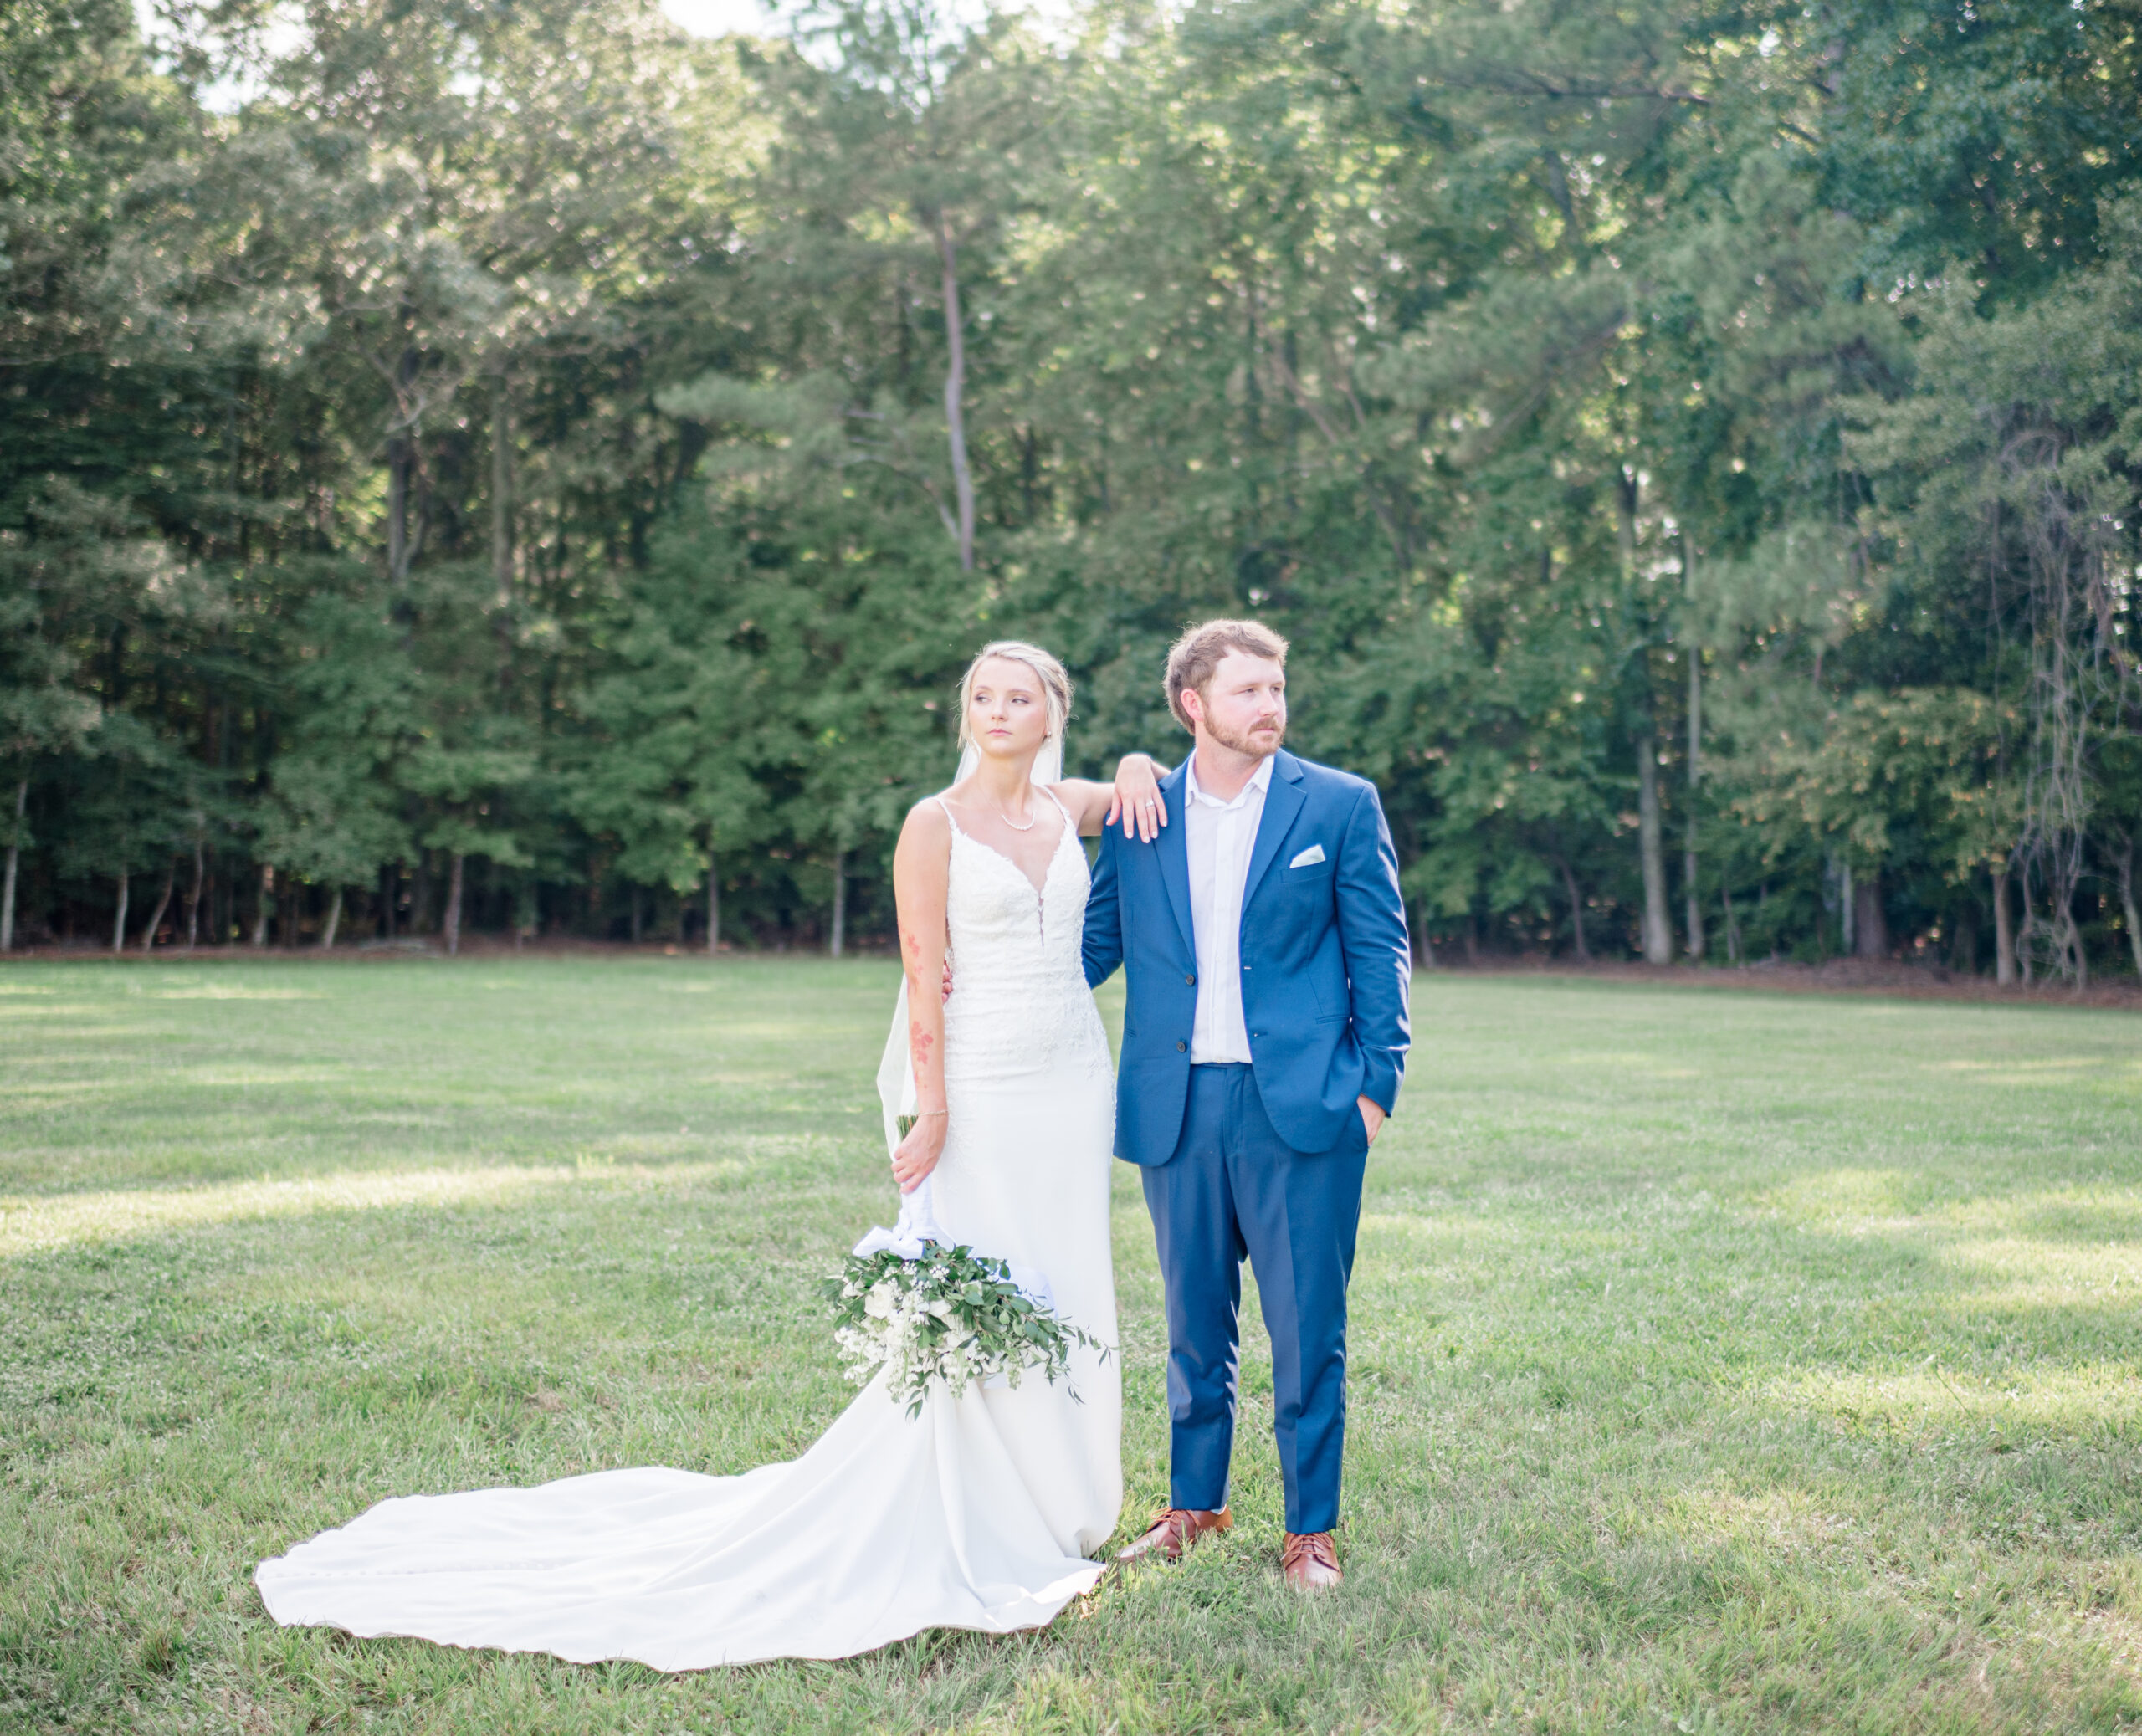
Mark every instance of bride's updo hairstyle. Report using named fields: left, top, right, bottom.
left=956, top=640, right=1074, bottom=751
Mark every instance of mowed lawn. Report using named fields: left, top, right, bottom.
left=3, top=960, right=2141, bottom=1734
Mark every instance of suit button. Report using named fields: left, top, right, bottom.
left=1185, top=973, right=1197, bottom=986
left=1176, top=1040, right=1187, bottom=1052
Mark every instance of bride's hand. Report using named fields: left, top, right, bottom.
left=1105, top=753, right=1166, bottom=842
left=892, top=1113, right=946, bottom=1192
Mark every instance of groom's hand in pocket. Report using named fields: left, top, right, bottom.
left=1357, top=1096, right=1385, bottom=1146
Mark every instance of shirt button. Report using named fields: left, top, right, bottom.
left=1185, top=972, right=1197, bottom=986
left=1176, top=1040, right=1187, bottom=1052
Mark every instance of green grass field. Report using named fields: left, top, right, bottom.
left=3, top=957, right=2141, bottom=1734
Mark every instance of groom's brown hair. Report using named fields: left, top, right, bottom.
left=1164, top=619, right=1289, bottom=732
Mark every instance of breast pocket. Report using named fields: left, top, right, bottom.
left=1279, top=859, right=1335, bottom=900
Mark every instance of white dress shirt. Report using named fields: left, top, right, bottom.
left=1184, top=751, right=1273, bottom=1063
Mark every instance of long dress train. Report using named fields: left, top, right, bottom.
left=254, top=792, right=1121, bottom=1669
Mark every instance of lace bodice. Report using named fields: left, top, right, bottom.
left=939, top=793, right=1113, bottom=1086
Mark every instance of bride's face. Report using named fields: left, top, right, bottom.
left=966, top=658, right=1053, bottom=764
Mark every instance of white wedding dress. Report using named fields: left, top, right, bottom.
left=254, top=787, right=1122, bottom=1669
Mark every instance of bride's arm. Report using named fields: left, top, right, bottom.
left=1052, top=753, right=1169, bottom=840
left=890, top=800, right=953, bottom=1192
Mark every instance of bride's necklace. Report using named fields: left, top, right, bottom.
left=993, top=799, right=1038, bottom=832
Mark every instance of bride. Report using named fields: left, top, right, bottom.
left=254, top=641, right=1165, bottom=1670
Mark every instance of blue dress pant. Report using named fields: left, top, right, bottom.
left=1140, top=1063, right=1367, bottom=1534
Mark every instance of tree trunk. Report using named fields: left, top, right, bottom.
left=387, top=430, right=411, bottom=583
left=491, top=369, right=515, bottom=679
left=829, top=849, right=847, bottom=958
left=491, top=371, right=514, bottom=605
left=141, top=858, right=176, bottom=953
left=1683, top=646, right=1704, bottom=962
left=706, top=861, right=720, bottom=955
left=1637, top=735, right=1671, bottom=964
left=111, top=870, right=130, bottom=954
left=0, top=775, right=24, bottom=952
left=1720, top=880, right=1742, bottom=965
left=1555, top=853, right=1590, bottom=961
left=1853, top=870, right=1888, bottom=958
left=937, top=219, right=976, bottom=572
left=2120, top=840, right=2142, bottom=981
left=387, top=345, right=420, bottom=586
left=1838, top=858, right=1855, bottom=955
left=382, top=862, right=397, bottom=941
left=444, top=852, right=465, bottom=956
left=322, top=886, right=343, bottom=950
left=2064, top=899, right=2088, bottom=989
left=2016, top=867, right=2037, bottom=985
left=1615, top=465, right=1639, bottom=578
left=1991, top=867, right=2017, bottom=983
left=251, top=864, right=272, bottom=947
left=184, top=838, right=202, bottom=949
left=629, top=886, right=643, bottom=945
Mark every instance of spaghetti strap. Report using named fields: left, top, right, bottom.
left=931, top=793, right=967, bottom=837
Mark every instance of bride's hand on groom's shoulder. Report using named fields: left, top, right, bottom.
left=1106, top=754, right=1167, bottom=842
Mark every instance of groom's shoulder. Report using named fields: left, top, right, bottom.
left=1282, top=752, right=1381, bottom=807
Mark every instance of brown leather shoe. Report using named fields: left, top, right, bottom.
left=1281, top=1530, right=1341, bottom=1590
left=1115, top=1506, right=1232, bottom=1565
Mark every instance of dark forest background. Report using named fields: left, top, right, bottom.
left=4, top=0, right=2139, bottom=978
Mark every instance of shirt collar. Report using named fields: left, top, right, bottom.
left=1186, top=751, right=1275, bottom=812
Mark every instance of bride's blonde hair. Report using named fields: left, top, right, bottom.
left=956, top=640, right=1074, bottom=750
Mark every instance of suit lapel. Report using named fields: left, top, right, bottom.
left=1156, top=758, right=1196, bottom=960
left=1243, top=750, right=1307, bottom=910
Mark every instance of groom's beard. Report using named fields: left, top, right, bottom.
left=1207, top=714, right=1286, bottom=758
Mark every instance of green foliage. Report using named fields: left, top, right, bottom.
left=1738, top=686, right=2012, bottom=876
left=2, top=0, right=2137, bottom=967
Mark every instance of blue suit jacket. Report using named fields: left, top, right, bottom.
left=1083, top=749, right=1412, bottom=1164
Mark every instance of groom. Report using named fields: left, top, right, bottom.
left=1084, top=619, right=1411, bottom=1591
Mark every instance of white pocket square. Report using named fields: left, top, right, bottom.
left=1289, top=844, right=1327, bottom=868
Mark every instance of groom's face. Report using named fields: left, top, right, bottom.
left=1188, top=652, right=1288, bottom=758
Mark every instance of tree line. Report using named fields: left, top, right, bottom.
left=5, top=0, right=2139, bottom=979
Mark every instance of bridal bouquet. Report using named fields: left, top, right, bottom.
left=825, top=1121, right=1108, bottom=1419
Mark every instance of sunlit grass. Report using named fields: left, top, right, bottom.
left=3, top=957, right=2141, bottom=1733
left=0, top=1158, right=768, bottom=1258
